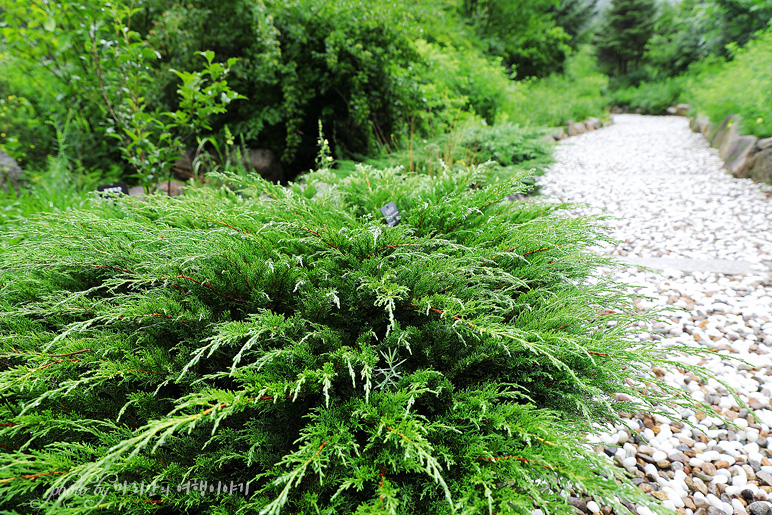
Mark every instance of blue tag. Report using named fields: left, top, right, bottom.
left=380, top=201, right=401, bottom=226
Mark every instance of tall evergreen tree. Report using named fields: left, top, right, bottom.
left=552, top=0, right=599, bottom=50
left=594, top=0, right=657, bottom=76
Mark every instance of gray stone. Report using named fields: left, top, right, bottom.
left=676, top=103, right=691, bottom=116
left=718, top=119, right=742, bottom=160
left=748, top=148, right=772, bottom=184
left=694, top=470, right=713, bottom=482
left=701, top=121, right=714, bottom=139
left=567, top=121, right=587, bottom=136
left=669, top=451, right=690, bottom=463
left=568, top=496, right=589, bottom=513
left=757, top=470, right=772, bottom=486
left=710, top=114, right=738, bottom=149
left=757, top=137, right=772, bottom=150
left=585, top=117, right=601, bottom=130
left=239, top=148, right=285, bottom=183
left=0, top=149, right=22, bottom=191
left=726, top=135, right=758, bottom=178
left=616, top=256, right=768, bottom=275
left=692, top=477, right=709, bottom=495
left=748, top=501, right=772, bottom=515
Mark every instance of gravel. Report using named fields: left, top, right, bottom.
left=538, top=114, right=772, bottom=515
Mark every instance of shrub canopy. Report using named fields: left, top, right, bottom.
left=0, top=167, right=705, bottom=514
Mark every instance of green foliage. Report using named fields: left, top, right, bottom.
left=684, top=26, right=772, bottom=137
left=146, top=0, right=426, bottom=174
left=609, top=77, right=686, bottom=115
left=0, top=91, right=54, bottom=169
left=459, top=0, right=573, bottom=78
left=1, top=0, right=245, bottom=187
left=707, top=0, right=772, bottom=53
left=642, top=0, right=715, bottom=80
left=414, top=40, right=513, bottom=127
left=594, top=0, right=658, bottom=77
left=0, top=143, right=110, bottom=240
left=336, top=122, right=552, bottom=188
left=551, top=0, right=599, bottom=49
left=0, top=164, right=720, bottom=514
left=504, top=47, right=609, bottom=127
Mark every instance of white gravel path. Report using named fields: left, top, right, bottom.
left=539, top=114, right=772, bottom=515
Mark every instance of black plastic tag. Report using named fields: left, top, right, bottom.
left=97, top=182, right=129, bottom=197
left=380, top=201, right=401, bottom=226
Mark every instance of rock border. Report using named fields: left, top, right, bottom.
left=542, top=116, right=614, bottom=142
left=690, top=114, right=772, bottom=185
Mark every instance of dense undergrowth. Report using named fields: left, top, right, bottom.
left=0, top=164, right=719, bottom=514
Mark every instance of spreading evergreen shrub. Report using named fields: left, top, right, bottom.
left=0, top=166, right=714, bottom=514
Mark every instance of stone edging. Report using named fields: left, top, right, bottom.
left=690, top=114, right=772, bottom=185
left=542, top=117, right=613, bottom=142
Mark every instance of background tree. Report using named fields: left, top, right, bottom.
left=551, top=0, right=599, bottom=50
left=594, top=0, right=657, bottom=78
left=459, top=0, right=573, bottom=77
left=643, top=0, right=715, bottom=80
left=707, top=0, right=772, bottom=53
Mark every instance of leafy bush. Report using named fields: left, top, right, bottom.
left=335, top=122, right=552, bottom=186
left=503, top=47, right=609, bottom=127
left=144, top=0, right=428, bottom=175
left=0, top=92, right=54, bottom=170
left=0, top=165, right=716, bottom=514
left=684, top=26, right=772, bottom=137
left=414, top=40, right=513, bottom=128
left=1, top=0, right=245, bottom=187
left=457, top=0, right=573, bottom=78
left=609, top=77, right=685, bottom=114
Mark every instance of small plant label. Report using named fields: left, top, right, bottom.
left=380, top=201, right=401, bottom=226
left=96, top=182, right=129, bottom=197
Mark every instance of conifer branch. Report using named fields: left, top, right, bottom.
left=175, top=275, right=245, bottom=303
left=0, top=471, right=67, bottom=484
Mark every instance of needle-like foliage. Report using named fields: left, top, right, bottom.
left=0, top=165, right=714, bottom=514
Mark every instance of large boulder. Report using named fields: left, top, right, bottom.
left=700, top=121, right=713, bottom=139
left=748, top=148, right=772, bottom=184
left=757, top=137, right=772, bottom=151
left=234, top=148, right=285, bottom=183
left=725, top=135, right=758, bottom=178
left=690, top=115, right=710, bottom=134
left=0, top=149, right=22, bottom=191
left=718, top=122, right=742, bottom=161
left=709, top=114, right=738, bottom=149
left=676, top=104, right=691, bottom=116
